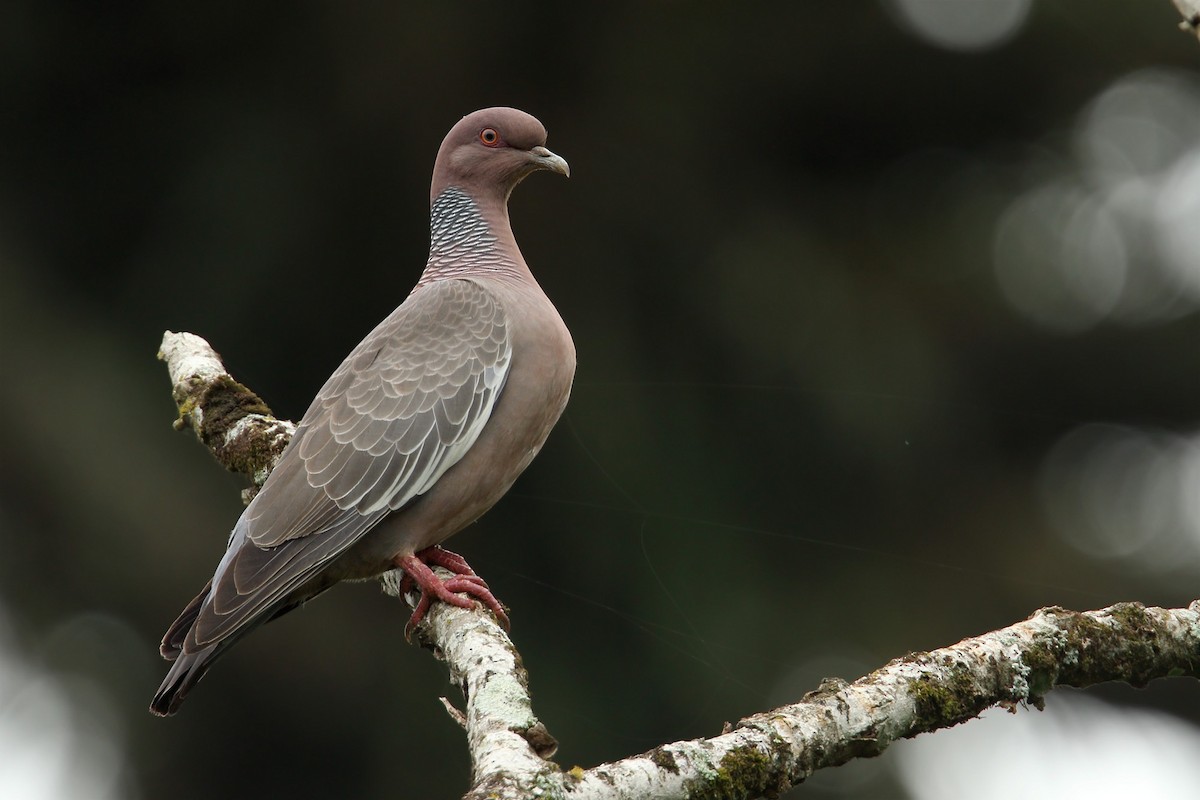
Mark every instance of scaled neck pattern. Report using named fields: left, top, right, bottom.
left=419, top=187, right=519, bottom=287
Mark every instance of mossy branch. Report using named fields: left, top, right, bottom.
left=158, top=330, right=1200, bottom=800
left=158, top=331, right=294, bottom=501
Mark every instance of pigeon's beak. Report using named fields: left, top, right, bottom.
left=530, top=146, right=570, bottom=178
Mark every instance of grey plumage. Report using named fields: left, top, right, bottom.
left=152, top=107, right=573, bottom=716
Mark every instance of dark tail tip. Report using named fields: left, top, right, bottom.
left=149, top=648, right=214, bottom=717
left=148, top=698, right=175, bottom=717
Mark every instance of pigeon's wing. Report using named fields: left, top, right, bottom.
left=181, top=278, right=512, bottom=653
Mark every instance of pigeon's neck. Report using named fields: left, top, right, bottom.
left=419, top=187, right=526, bottom=287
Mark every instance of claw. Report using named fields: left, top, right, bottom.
left=394, top=546, right=510, bottom=639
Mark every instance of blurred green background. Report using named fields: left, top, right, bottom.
left=2, top=2, right=1200, bottom=798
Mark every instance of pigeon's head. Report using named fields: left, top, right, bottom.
left=431, top=107, right=569, bottom=202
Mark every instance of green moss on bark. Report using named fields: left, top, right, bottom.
left=907, top=661, right=984, bottom=732
left=181, top=374, right=287, bottom=482
left=689, top=745, right=784, bottom=800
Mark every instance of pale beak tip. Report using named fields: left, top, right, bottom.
left=531, top=146, right=570, bottom=178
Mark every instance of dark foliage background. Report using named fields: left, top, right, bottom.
left=1, top=2, right=1198, bottom=798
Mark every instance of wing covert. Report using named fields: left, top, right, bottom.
left=246, top=278, right=511, bottom=546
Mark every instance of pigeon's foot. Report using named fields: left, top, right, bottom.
left=394, top=546, right=510, bottom=638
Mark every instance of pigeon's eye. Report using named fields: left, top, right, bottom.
left=479, top=128, right=500, bottom=147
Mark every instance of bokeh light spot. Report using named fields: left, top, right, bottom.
left=992, top=182, right=1126, bottom=332
left=994, top=68, right=1200, bottom=331
left=1039, top=424, right=1200, bottom=582
left=1076, top=70, right=1200, bottom=183
left=894, top=692, right=1200, bottom=800
left=1154, top=147, right=1200, bottom=299
left=0, top=606, right=130, bottom=800
left=885, top=0, right=1032, bottom=52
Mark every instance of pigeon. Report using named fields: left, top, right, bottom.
left=151, top=107, right=574, bottom=716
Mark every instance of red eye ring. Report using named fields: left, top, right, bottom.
left=479, top=128, right=500, bottom=147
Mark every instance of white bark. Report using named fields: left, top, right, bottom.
left=158, top=330, right=1200, bottom=800
left=379, top=571, right=561, bottom=797
left=1174, top=0, right=1200, bottom=38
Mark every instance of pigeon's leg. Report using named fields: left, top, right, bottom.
left=394, top=546, right=510, bottom=638
left=397, top=546, right=488, bottom=595
left=418, top=545, right=476, bottom=577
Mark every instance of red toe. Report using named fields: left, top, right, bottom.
left=395, top=548, right=509, bottom=637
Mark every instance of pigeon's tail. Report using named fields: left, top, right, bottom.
left=151, top=575, right=331, bottom=716
left=152, top=580, right=226, bottom=716
left=150, top=642, right=220, bottom=717
left=159, top=580, right=212, bottom=661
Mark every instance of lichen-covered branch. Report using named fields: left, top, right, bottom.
left=380, top=572, right=562, bottom=799
left=1174, top=0, right=1200, bottom=39
left=159, top=331, right=294, bottom=500
left=564, top=600, right=1200, bottom=799
left=159, top=330, right=1200, bottom=800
